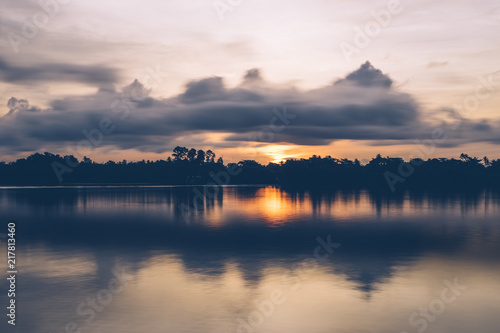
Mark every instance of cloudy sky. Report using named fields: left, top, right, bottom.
left=0, top=0, right=499, bottom=163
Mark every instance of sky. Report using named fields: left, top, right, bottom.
left=0, top=0, right=499, bottom=163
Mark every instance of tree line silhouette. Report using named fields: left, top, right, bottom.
left=1, top=147, right=500, bottom=190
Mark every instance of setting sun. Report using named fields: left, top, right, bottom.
left=259, top=145, right=297, bottom=163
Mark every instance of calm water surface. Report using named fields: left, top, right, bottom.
left=0, top=186, right=499, bottom=333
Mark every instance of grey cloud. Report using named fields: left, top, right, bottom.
left=179, top=77, right=225, bottom=103
left=0, top=57, right=118, bottom=85
left=2, top=97, right=40, bottom=118
left=122, top=79, right=151, bottom=102
left=179, top=76, right=264, bottom=104
left=242, top=68, right=263, bottom=83
left=1, top=62, right=499, bottom=155
left=335, top=61, right=393, bottom=88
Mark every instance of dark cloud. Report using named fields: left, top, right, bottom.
left=179, top=77, right=226, bottom=103
left=2, top=97, right=41, bottom=118
left=243, top=68, right=263, bottom=82
left=0, top=62, right=499, bottom=155
left=335, top=61, right=393, bottom=88
left=179, top=76, right=264, bottom=104
left=122, top=79, right=151, bottom=103
left=0, top=57, right=118, bottom=85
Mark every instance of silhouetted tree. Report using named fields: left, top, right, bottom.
left=206, top=150, right=215, bottom=163
left=196, top=150, right=205, bottom=164
left=1, top=151, right=500, bottom=189
left=187, top=148, right=197, bottom=163
left=173, top=146, right=188, bottom=161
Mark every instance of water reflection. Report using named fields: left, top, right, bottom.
left=0, top=186, right=499, bottom=333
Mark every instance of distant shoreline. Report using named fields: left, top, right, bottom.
left=2, top=152, right=500, bottom=192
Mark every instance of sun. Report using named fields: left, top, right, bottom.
left=260, top=145, right=295, bottom=163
